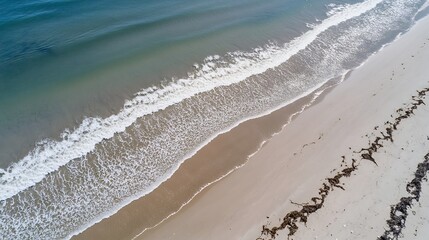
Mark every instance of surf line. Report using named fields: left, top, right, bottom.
left=0, top=0, right=384, bottom=202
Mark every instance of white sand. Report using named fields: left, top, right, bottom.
left=137, top=16, right=429, bottom=240
left=293, top=88, right=429, bottom=240
left=402, top=181, right=429, bottom=240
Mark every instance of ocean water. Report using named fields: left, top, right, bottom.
left=0, top=0, right=428, bottom=238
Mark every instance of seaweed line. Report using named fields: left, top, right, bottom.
left=378, top=152, right=429, bottom=240
left=257, top=87, right=429, bottom=240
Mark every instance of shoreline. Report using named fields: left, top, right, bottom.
left=74, top=15, right=429, bottom=240
left=72, top=66, right=343, bottom=240
left=134, top=15, right=429, bottom=240
left=2, top=0, right=379, bottom=203
left=2, top=1, right=428, bottom=239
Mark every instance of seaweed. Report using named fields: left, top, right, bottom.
left=378, top=153, right=429, bottom=240
left=258, top=87, right=429, bottom=239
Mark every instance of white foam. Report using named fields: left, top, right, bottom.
left=2, top=0, right=425, bottom=238
left=69, top=74, right=336, bottom=240
left=418, top=0, right=429, bottom=12
left=0, top=0, right=384, bottom=201
left=416, top=0, right=429, bottom=16
left=128, top=72, right=339, bottom=240
left=326, top=3, right=351, bottom=17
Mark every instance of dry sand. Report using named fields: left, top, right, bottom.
left=135, top=16, right=429, bottom=240
left=74, top=16, right=429, bottom=240
left=73, top=77, right=333, bottom=240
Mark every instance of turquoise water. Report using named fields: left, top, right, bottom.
left=0, top=0, right=324, bottom=163
left=0, top=0, right=428, bottom=238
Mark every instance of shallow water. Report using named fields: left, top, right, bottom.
left=0, top=0, right=428, bottom=238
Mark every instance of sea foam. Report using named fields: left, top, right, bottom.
left=2, top=0, right=425, bottom=239
left=0, top=0, right=384, bottom=202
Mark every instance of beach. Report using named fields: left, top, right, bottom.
left=2, top=1, right=429, bottom=239
left=73, top=13, right=429, bottom=240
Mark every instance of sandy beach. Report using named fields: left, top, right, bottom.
left=4, top=1, right=429, bottom=239
left=75, top=15, right=429, bottom=240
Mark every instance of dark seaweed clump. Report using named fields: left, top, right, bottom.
left=378, top=152, right=429, bottom=240
left=258, top=87, right=429, bottom=239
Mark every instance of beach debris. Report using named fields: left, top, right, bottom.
left=258, top=86, right=429, bottom=239
left=361, top=153, right=377, bottom=165
left=378, top=152, right=429, bottom=240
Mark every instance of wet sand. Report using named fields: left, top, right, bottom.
left=136, top=16, right=429, bottom=240
left=73, top=73, right=339, bottom=240
left=75, top=16, right=429, bottom=240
